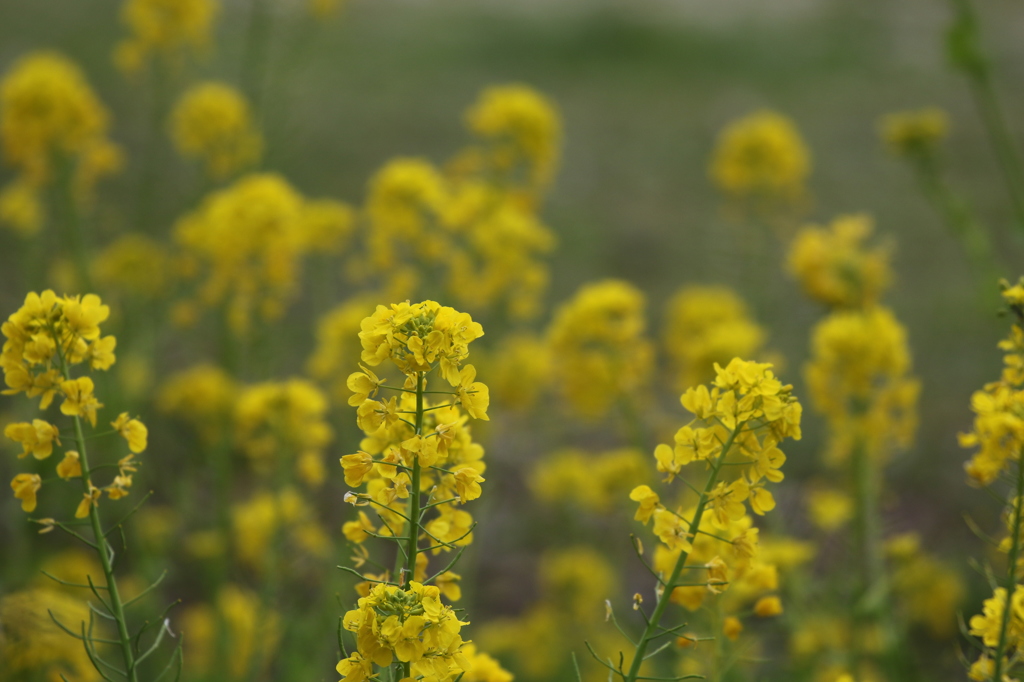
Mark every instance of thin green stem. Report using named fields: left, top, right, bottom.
left=622, top=425, right=741, bottom=682
left=992, top=459, right=1024, bottom=682
left=73, top=415, right=138, bottom=682
left=949, top=0, right=1024, bottom=233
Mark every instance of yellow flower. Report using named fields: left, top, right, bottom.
left=56, top=451, right=82, bottom=479
left=753, top=595, right=783, bottom=617
left=880, top=107, right=948, bottom=157
left=347, top=366, right=384, bottom=407
left=464, top=84, right=561, bottom=190
left=60, top=376, right=102, bottom=426
left=663, top=286, right=766, bottom=390
left=0, top=179, right=44, bottom=236
left=787, top=214, right=891, bottom=309
left=171, top=82, right=262, bottom=179
left=0, top=52, right=115, bottom=184
left=710, top=109, right=810, bottom=202
left=652, top=508, right=692, bottom=552
left=111, top=412, right=148, bottom=453
left=114, top=0, right=217, bottom=74
left=4, top=419, right=60, bottom=459
left=75, top=484, right=101, bottom=518
left=629, top=485, right=660, bottom=524
left=456, top=365, right=490, bottom=421
left=93, top=233, right=172, bottom=298
left=341, top=451, right=376, bottom=488
left=342, top=511, right=377, bottom=543
left=807, top=488, right=853, bottom=531
left=453, top=467, right=485, bottom=502
left=547, top=279, right=652, bottom=418
left=722, top=616, right=743, bottom=641
left=11, top=473, right=41, bottom=512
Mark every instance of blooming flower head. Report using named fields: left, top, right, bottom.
left=464, top=84, right=561, bottom=190
left=234, top=378, right=333, bottom=487
left=1, top=52, right=113, bottom=181
left=804, top=306, right=918, bottom=466
left=341, top=581, right=469, bottom=677
left=710, top=109, right=811, bottom=203
left=358, top=300, right=483, bottom=385
left=787, top=214, right=892, bottom=310
left=171, top=82, right=262, bottom=179
left=547, top=279, right=652, bottom=419
left=175, top=173, right=313, bottom=333
left=663, top=286, right=767, bottom=390
left=880, top=107, right=949, bottom=158
left=114, top=0, right=217, bottom=74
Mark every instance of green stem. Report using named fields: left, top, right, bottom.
left=992, top=459, right=1024, bottom=682
left=911, top=153, right=999, bottom=280
left=73, top=413, right=139, bottom=682
left=403, top=372, right=425, bottom=588
left=949, top=0, right=1024, bottom=234
left=622, top=425, right=741, bottom=682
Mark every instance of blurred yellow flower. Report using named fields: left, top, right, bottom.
left=171, top=81, right=262, bottom=179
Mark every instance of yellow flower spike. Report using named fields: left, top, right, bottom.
left=114, top=0, right=217, bottom=74
left=753, top=595, right=783, bottom=617
left=11, top=473, right=41, bottom=512
left=59, top=376, right=102, bottom=426
left=111, top=412, right=148, bottom=453
left=75, top=484, right=101, bottom=519
left=4, top=419, right=60, bottom=459
left=629, top=485, right=660, bottom=524
left=56, top=451, right=82, bottom=479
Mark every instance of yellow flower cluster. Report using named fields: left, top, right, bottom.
left=348, top=85, right=560, bottom=321
left=342, top=301, right=488, bottom=530
left=3, top=291, right=145, bottom=516
left=0, top=588, right=100, bottom=681
left=175, top=173, right=355, bottom=333
left=547, top=279, right=652, bottom=418
left=805, top=307, right=919, bottom=465
left=93, top=233, right=173, bottom=298
left=231, top=487, right=330, bottom=570
left=662, top=285, right=767, bottom=390
left=0, top=52, right=122, bottom=234
left=113, top=0, right=217, bottom=74
left=968, top=587, right=1024, bottom=675
left=158, top=363, right=237, bottom=443
left=628, top=359, right=801, bottom=635
left=340, top=582, right=470, bottom=682
left=235, top=378, right=333, bottom=487
left=710, top=109, right=811, bottom=203
left=171, top=81, right=262, bottom=179
left=886, top=533, right=964, bottom=639
left=181, top=584, right=282, bottom=679
left=463, top=84, right=562, bottom=191
left=961, top=282, right=1024, bottom=484
left=531, top=447, right=649, bottom=513
left=787, top=214, right=892, bottom=309
left=880, top=107, right=949, bottom=158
